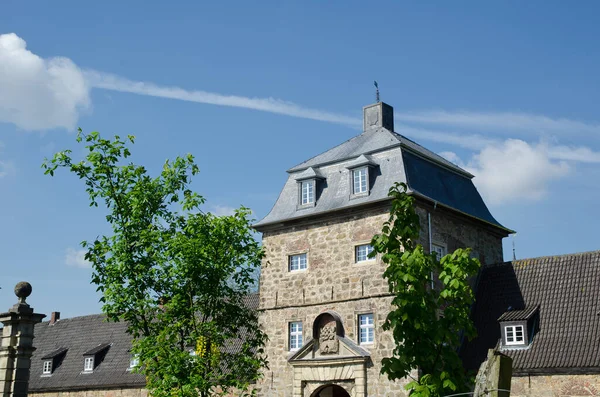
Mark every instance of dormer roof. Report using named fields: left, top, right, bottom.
left=83, top=343, right=111, bottom=356
left=498, top=305, right=540, bottom=322
left=293, top=167, right=325, bottom=181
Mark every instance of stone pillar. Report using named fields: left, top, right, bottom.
left=0, top=282, right=45, bottom=397
left=473, top=349, right=512, bottom=397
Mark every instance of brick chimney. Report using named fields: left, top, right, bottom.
left=363, top=101, right=394, bottom=132
left=49, top=312, right=60, bottom=325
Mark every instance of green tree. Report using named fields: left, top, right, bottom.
left=43, top=130, right=267, bottom=397
left=371, top=182, right=479, bottom=396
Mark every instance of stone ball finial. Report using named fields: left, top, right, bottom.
left=14, top=281, right=32, bottom=303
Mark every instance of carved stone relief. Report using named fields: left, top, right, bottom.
left=319, top=321, right=339, bottom=354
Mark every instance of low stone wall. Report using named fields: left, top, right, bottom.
left=511, top=374, right=600, bottom=396
left=30, top=388, right=148, bottom=397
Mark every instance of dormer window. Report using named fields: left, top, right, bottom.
left=346, top=155, right=377, bottom=198
left=294, top=167, right=324, bottom=209
left=84, top=357, right=94, bottom=372
left=498, top=305, right=539, bottom=349
left=505, top=325, right=524, bottom=345
left=301, top=180, right=314, bottom=205
left=353, top=168, right=368, bottom=194
left=42, top=360, right=52, bottom=374
left=40, top=347, right=67, bottom=376
left=129, top=354, right=140, bottom=369
left=82, top=342, right=111, bottom=373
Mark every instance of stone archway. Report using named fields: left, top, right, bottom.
left=311, top=384, right=351, bottom=397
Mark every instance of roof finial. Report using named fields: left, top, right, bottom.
left=512, top=235, right=517, bottom=261
left=374, top=81, right=380, bottom=103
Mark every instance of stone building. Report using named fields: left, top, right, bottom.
left=463, top=250, right=600, bottom=397
left=26, top=313, right=146, bottom=397
left=253, top=101, right=512, bottom=397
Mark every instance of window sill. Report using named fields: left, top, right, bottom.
left=296, top=202, right=316, bottom=210
left=354, top=259, right=376, bottom=265
left=289, top=269, right=308, bottom=274
left=349, top=192, right=369, bottom=200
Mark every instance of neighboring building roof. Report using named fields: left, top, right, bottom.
left=29, top=294, right=261, bottom=392
left=462, top=250, right=600, bottom=374
left=255, top=105, right=510, bottom=232
left=30, top=314, right=144, bottom=392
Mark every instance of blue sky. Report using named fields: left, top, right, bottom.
left=1, top=1, right=600, bottom=317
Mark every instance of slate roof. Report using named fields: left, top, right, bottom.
left=255, top=124, right=509, bottom=232
left=30, top=314, right=145, bottom=392
left=462, top=250, right=600, bottom=374
left=288, top=126, right=470, bottom=177
left=29, top=294, right=261, bottom=392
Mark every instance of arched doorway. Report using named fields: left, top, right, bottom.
left=311, top=384, right=351, bottom=397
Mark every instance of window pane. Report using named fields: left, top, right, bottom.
left=356, top=244, right=373, bottom=262
left=359, top=313, right=374, bottom=344
left=360, top=328, right=367, bottom=343
left=301, top=181, right=314, bottom=204
left=289, top=253, right=307, bottom=271
left=290, top=321, right=303, bottom=351
left=353, top=168, right=367, bottom=194
left=432, top=244, right=446, bottom=261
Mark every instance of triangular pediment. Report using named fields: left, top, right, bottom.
left=288, top=336, right=370, bottom=365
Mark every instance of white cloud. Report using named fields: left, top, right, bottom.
left=84, top=70, right=361, bottom=127
left=65, top=248, right=91, bottom=268
left=395, top=110, right=600, bottom=138
left=209, top=205, right=237, bottom=217
left=442, top=140, right=570, bottom=206
left=0, top=33, right=90, bottom=131
left=0, top=142, right=14, bottom=178
left=0, top=160, right=15, bottom=178
left=399, top=124, right=499, bottom=151
left=546, top=145, right=600, bottom=163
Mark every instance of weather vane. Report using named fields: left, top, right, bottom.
left=374, top=81, right=380, bottom=103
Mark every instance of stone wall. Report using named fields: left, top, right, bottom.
left=30, top=388, right=148, bottom=397
left=511, top=374, right=600, bottom=397
left=257, top=202, right=505, bottom=396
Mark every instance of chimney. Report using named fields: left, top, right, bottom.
left=49, top=311, right=60, bottom=325
left=363, top=102, right=394, bottom=132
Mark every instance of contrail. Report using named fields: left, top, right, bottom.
left=84, top=70, right=362, bottom=128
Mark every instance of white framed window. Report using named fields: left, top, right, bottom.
left=42, top=360, right=52, bottom=374
left=129, top=354, right=140, bottom=369
left=359, top=313, right=374, bottom=345
left=432, top=243, right=446, bottom=261
left=355, top=244, right=374, bottom=263
left=301, top=180, right=315, bottom=205
left=84, top=357, right=94, bottom=372
left=353, top=167, right=368, bottom=194
left=289, top=253, right=307, bottom=272
left=289, top=321, right=303, bottom=351
left=505, top=325, right=525, bottom=345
